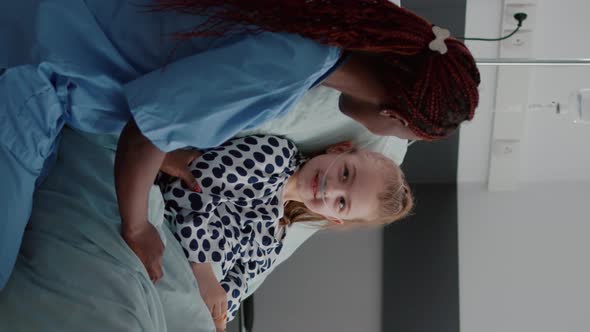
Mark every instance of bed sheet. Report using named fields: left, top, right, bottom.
left=0, top=127, right=215, bottom=332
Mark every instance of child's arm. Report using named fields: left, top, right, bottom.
left=191, top=262, right=228, bottom=332
left=219, top=265, right=249, bottom=323
left=176, top=206, right=235, bottom=330
left=221, top=244, right=284, bottom=322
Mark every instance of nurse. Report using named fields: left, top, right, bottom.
left=0, top=0, right=480, bottom=287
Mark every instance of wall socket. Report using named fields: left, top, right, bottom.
left=503, top=3, right=536, bottom=29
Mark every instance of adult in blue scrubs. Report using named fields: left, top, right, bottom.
left=0, top=0, right=480, bottom=288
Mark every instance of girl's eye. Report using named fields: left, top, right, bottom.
left=339, top=197, right=346, bottom=211
left=343, top=166, right=349, bottom=181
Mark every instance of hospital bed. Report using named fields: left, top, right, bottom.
left=0, top=84, right=407, bottom=331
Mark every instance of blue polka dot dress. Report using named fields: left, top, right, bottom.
left=160, top=135, right=304, bottom=322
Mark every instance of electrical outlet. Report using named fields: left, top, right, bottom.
left=503, top=3, right=536, bottom=29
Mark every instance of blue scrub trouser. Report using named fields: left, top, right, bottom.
left=0, top=65, right=64, bottom=289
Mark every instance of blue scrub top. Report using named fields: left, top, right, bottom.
left=0, top=0, right=341, bottom=151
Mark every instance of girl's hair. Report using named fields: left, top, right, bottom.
left=280, top=150, right=413, bottom=227
left=150, top=0, right=480, bottom=139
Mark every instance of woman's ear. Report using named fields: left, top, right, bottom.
left=380, top=109, right=408, bottom=127
left=326, top=141, right=355, bottom=155
left=325, top=216, right=344, bottom=225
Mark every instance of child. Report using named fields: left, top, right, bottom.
left=158, top=135, right=413, bottom=330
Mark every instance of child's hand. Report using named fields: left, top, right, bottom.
left=191, top=263, right=228, bottom=330
left=203, top=282, right=227, bottom=326
left=214, top=314, right=227, bottom=332
left=160, top=149, right=202, bottom=192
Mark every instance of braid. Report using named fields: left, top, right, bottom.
left=150, top=0, right=480, bottom=139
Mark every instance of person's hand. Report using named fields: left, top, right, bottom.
left=205, top=282, right=228, bottom=332
left=123, top=223, right=165, bottom=283
left=214, top=315, right=227, bottom=332
left=160, top=149, right=202, bottom=192
left=191, top=263, right=228, bottom=331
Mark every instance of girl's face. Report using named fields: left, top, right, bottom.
left=295, top=143, right=399, bottom=223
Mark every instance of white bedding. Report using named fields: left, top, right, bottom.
left=241, top=85, right=408, bottom=164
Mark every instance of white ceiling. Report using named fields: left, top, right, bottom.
left=458, top=0, right=590, bottom=185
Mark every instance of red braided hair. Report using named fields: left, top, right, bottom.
left=149, top=0, right=480, bottom=139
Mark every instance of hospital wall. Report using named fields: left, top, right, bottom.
left=253, top=228, right=383, bottom=332
left=458, top=1, right=590, bottom=331
left=458, top=181, right=590, bottom=332
left=459, top=0, right=590, bottom=184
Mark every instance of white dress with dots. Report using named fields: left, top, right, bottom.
left=160, top=135, right=304, bottom=322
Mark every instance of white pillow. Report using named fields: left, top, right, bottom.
left=240, top=86, right=408, bottom=165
